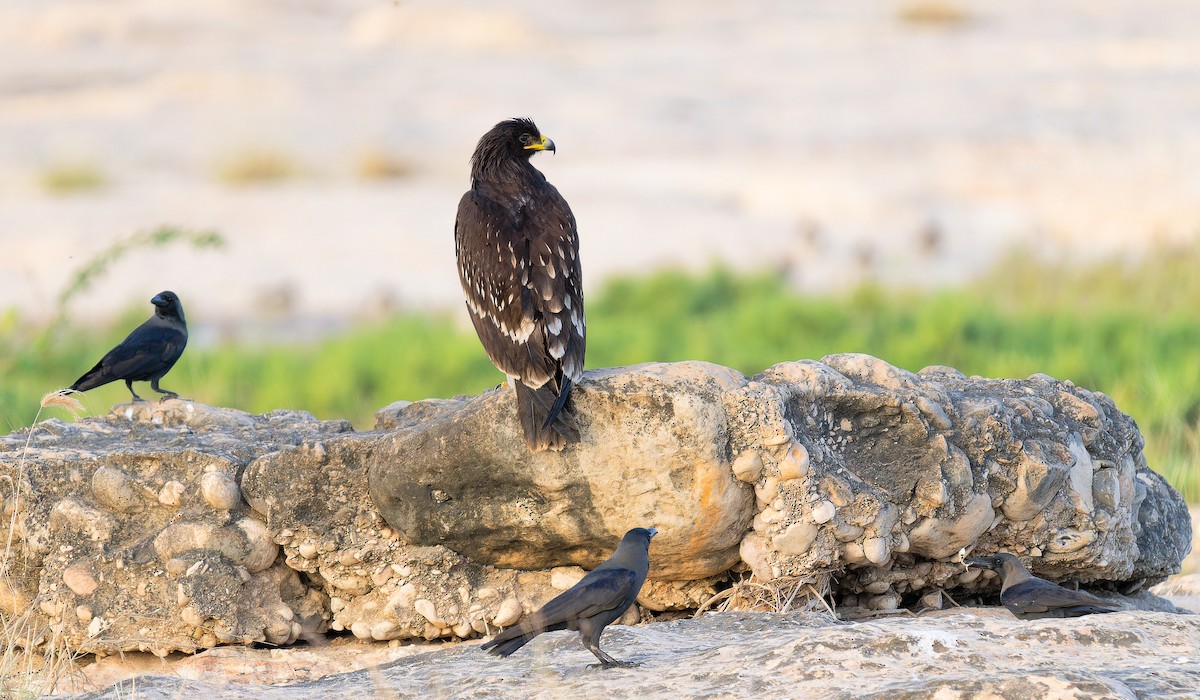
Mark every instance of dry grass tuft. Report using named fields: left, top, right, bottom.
left=1, top=403, right=88, bottom=696
left=896, top=1, right=973, bottom=28
left=355, top=149, right=416, bottom=181
left=39, top=390, right=84, bottom=418
left=216, top=149, right=303, bottom=185
left=699, top=572, right=839, bottom=619
left=40, top=162, right=107, bottom=195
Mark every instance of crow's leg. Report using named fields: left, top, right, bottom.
left=584, top=643, right=633, bottom=669
left=125, top=379, right=144, bottom=402
left=151, top=378, right=180, bottom=401
left=581, top=625, right=635, bottom=669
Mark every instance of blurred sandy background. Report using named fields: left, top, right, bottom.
left=2, top=0, right=1199, bottom=339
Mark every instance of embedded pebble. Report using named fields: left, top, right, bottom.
left=864, top=580, right=891, bottom=594
left=87, top=616, right=107, bottom=638
left=773, top=521, right=818, bottom=556
left=777, top=443, right=810, bottom=481
left=414, top=598, right=446, bottom=627
left=493, top=597, right=522, bottom=627
left=755, top=477, right=780, bottom=507
left=157, top=481, right=186, bottom=507
left=732, top=450, right=764, bottom=483
left=92, top=466, right=143, bottom=513
left=76, top=605, right=93, bottom=622
left=236, top=517, right=279, bottom=573
left=298, top=543, right=318, bottom=559
left=811, top=500, right=836, bottom=524
left=63, top=563, right=98, bottom=596
left=863, top=536, right=891, bottom=565
left=550, top=567, right=585, bottom=591
left=201, top=472, right=242, bottom=510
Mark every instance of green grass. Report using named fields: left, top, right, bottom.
left=2, top=244, right=1198, bottom=501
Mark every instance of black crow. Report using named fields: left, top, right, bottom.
left=455, top=118, right=584, bottom=451
left=68, top=291, right=188, bottom=402
left=482, top=527, right=657, bottom=668
left=968, top=552, right=1120, bottom=619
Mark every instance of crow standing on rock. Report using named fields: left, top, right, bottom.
left=454, top=117, right=585, bottom=451
left=968, top=552, right=1121, bottom=619
left=482, top=527, right=657, bottom=668
left=67, top=291, right=188, bottom=402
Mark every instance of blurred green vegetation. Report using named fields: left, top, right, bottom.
left=2, top=242, right=1198, bottom=502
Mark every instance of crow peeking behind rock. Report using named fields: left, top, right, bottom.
left=68, top=291, right=188, bottom=402
left=968, top=552, right=1120, bottom=620
left=482, top=527, right=657, bottom=668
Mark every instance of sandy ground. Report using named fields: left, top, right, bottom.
left=2, top=1, right=1200, bottom=334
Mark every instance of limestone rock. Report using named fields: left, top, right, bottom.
left=734, top=354, right=1192, bottom=595
left=1, top=358, right=1191, bottom=654
left=367, top=362, right=755, bottom=580
left=0, top=401, right=351, bottom=654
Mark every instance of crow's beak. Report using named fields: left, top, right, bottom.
left=151, top=294, right=168, bottom=307
left=524, top=135, right=555, bottom=154
left=966, top=557, right=994, bottom=570
left=647, top=528, right=659, bottom=538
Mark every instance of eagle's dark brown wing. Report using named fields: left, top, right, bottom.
left=454, top=185, right=584, bottom=388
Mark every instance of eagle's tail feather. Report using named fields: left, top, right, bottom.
left=514, top=379, right=578, bottom=451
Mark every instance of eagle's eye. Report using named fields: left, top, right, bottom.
left=519, top=133, right=532, bottom=145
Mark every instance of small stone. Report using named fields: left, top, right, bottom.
left=414, top=598, right=446, bottom=627
left=298, top=543, right=318, bottom=559
left=180, top=606, right=205, bottom=626
left=236, top=517, right=279, bottom=573
left=731, top=450, right=764, bottom=483
left=493, top=597, right=522, bottom=627
left=87, top=616, right=106, bottom=638
left=372, top=568, right=394, bottom=587
left=371, top=620, right=401, bottom=641
left=350, top=621, right=373, bottom=639
left=63, top=563, right=98, bottom=596
left=832, top=519, right=865, bottom=543
left=863, top=536, right=891, bottom=565
left=551, top=567, right=585, bottom=591
left=773, top=521, right=818, bottom=556
left=868, top=592, right=901, bottom=611
left=777, top=443, right=810, bottom=481
left=755, top=477, right=780, bottom=507
left=177, top=585, right=190, bottom=607
left=158, top=481, right=185, bottom=507
left=864, top=581, right=891, bottom=594
left=76, top=605, right=93, bottom=622
left=958, top=567, right=982, bottom=584
left=165, top=558, right=187, bottom=576
left=201, top=472, right=241, bottom=511
left=91, top=466, right=143, bottom=514
left=811, top=500, right=836, bottom=524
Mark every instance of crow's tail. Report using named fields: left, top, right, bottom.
left=69, top=361, right=111, bottom=393
left=481, top=632, right=535, bottom=658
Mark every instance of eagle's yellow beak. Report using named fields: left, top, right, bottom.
left=524, top=135, right=556, bottom=153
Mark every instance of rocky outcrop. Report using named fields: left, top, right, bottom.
left=0, top=356, right=1191, bottom=654
left=0, top=402, right=351, bottom=655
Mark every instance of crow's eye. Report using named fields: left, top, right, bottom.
left=519, top=134, right=531, bottom=145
